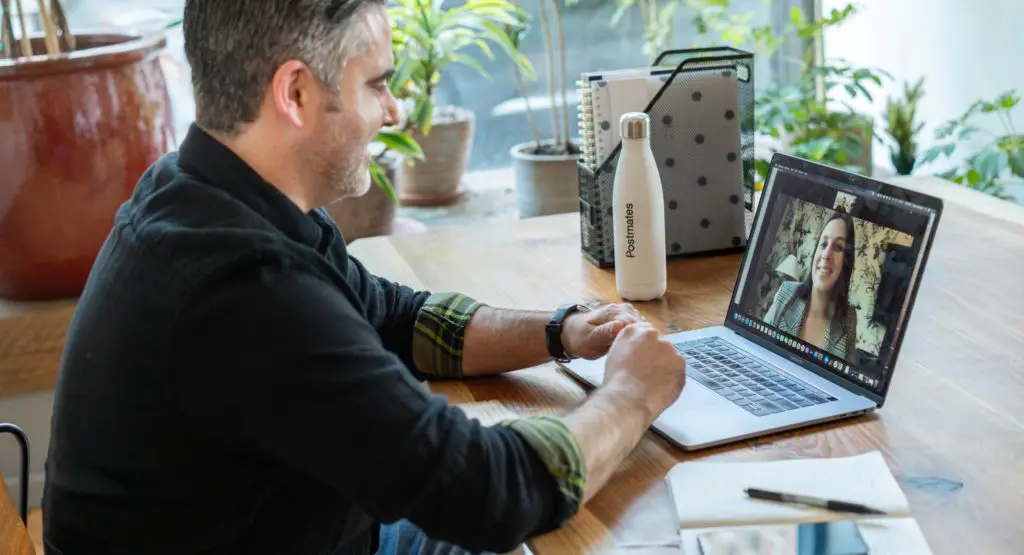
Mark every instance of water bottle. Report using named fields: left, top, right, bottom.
left=612, top=112, right=667, bottom=301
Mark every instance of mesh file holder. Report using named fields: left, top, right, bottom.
left=577, top=47, right=756, bottom=268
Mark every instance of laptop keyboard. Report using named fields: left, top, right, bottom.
left=675, top=337, right=837, bottom=417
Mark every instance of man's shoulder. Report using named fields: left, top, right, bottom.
left=120, top=153, right=307, bottom=272
left=126, top=151, right=279, bottom=237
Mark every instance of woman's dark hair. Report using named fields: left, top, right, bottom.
left=794, top=211, right=856, bottom=323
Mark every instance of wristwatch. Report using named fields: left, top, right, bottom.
left=546, top=303, right=589, bottom=362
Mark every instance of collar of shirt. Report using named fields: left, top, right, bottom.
left=176, top=123, right=337, bottom=254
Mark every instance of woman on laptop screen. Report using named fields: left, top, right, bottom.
left=763, top=212, right=858, bottom=361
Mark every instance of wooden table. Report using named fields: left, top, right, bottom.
left=347, top=177, right=1024, bottom=555
left=0, top=473, right=34, bottom=555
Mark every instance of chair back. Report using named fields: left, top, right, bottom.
left=1, top=422, right=33, bottom=554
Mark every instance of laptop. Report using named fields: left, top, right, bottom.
left=560, top=153, right=943, bottom=450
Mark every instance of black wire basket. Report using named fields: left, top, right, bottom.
left=577, top=46, right=756, bottom=268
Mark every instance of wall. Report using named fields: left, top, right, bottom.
left=820, top=0, right=1024, bottom=199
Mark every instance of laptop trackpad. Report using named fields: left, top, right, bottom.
left=659, top=380, right=739, bottom=421
left=684, top=378, right=735, bottom=405
left=653, top=382, right=749, bottom=446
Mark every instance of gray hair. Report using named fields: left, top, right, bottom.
left=183, top=0, right=385, bottom=137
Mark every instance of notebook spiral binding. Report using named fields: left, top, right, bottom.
left=577, top=83, right=598, bottom=170
left=576, top=47, right=756, bottom=268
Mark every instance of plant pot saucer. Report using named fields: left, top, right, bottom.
left=399, top=184, right=467, bottom=207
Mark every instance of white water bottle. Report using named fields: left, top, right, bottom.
left=612, top=112, right=667, bottom=301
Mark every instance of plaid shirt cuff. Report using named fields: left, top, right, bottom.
left=502, top=416, right=586, bottom=522
left=412, top=292, right=485, bottom=379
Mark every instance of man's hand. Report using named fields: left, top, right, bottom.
left=561, top=303, right=644, bottom=360
left=601, top=322, right=687, bottom=420
left=559, top=321, right=686, bottom=503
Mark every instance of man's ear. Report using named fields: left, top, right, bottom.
left=268, top=60, right=317, bottom=129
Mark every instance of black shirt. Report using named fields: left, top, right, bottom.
left=41, top=125, right=575, bottom=554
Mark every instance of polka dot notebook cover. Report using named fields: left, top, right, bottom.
left=577, top=63, right=749, bottom=262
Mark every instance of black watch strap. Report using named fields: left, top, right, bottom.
left=546, top=303, right=588, bottom=362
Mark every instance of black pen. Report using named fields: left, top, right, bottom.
left=744, top=488, right=888, bottom=515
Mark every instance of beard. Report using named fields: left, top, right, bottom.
left=299, top=115, right=371, bottom=208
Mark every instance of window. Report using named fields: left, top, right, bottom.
left=59, top=0, right=812, bottom=173
left=431, top=0, right=814, bottom=173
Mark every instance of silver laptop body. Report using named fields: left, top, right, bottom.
left=561, top=153, right=943, bottom=451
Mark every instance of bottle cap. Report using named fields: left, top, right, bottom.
left=620, top=112, right=649, bottom=140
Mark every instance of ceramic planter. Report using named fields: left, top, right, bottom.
left=510, top=139, right=581, bottom=219
left=396, top=106, right=474, bottom=206
left=0, top=31, right=175, bottom=299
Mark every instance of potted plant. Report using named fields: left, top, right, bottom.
left=0, top=1, right=176, bottom=300
left=919, top=89, right=1023, bottom=201
left=753, top=4, right=890, bottom=180
left=883, top=77, right=926, bottom=176
left=388, top=0, right=533, bottom=206
left=506, top=0, right=582, bottom=219
left=594, top=1, right=886, bottom=181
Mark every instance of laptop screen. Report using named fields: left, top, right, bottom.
left=728, top=158, right=939, bottom=396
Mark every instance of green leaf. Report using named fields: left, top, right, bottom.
left=957, top=126, right=978, bottom=141
left=841, top=135, right=864, bottom=161
left=934, top=119, right=959, bottom=139
left=376, top=130, right=424, bottom=160
left=1008, top=150, right=1024, bottom=178
left=973, top=149, right=1008, bottom=182
left=919, top=143, right=956, bottom=165
left=852, top=68, right=874, bottom=80
left=369, top=159, right=397, bottom=202
left=854, top=82, right=874, bottom=102
left=451, top=53, right=491, bottom=80
left=389, top=53, right=414, bottom=94
left=413, top=94, right=434, bottom=134
left=611, top=3, right=631, bottom=26
left=966, top=168, right=981, bottom=186
left=999, top=90, right=1020, bottom=109
left=755, top=158, right=772, bottom=182
left=800, top=137, right=837, bottom=159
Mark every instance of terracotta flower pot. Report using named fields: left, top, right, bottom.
left=326, top=155, right=400, bottom=243
left=396, top=105, right=474, bottom=206
left=0, top=31, right=174, bottom=300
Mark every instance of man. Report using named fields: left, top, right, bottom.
left=41, top=1, right=687, bottom=554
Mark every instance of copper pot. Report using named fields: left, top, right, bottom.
left=0, top=31, right=175, bottom=299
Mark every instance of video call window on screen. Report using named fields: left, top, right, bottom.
left=735, top=168, right=934, bottom=393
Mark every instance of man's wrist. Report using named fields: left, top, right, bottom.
left=546, top=304, right=587, bottom=362
left=598, top=373, right=656, bottom=425
left=559, top=312, right=581, bottom=358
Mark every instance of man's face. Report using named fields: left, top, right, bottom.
left=301, top=7, right=399, bottom=204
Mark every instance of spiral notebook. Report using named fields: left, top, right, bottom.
left=576, top=65, right=742, bottom=173
left=577, top=67, right=672, bottom=170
